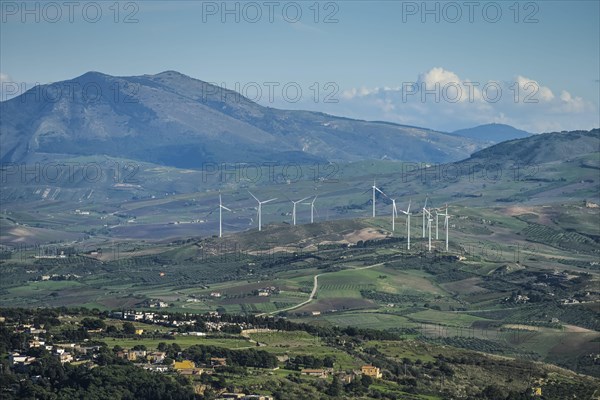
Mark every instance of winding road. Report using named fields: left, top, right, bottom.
left=259, top=262, right=385, bottom=317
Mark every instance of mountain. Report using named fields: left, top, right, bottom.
left=452, top=123, right=531, bottom=144
left=0, top=71, right=483, bottom=168
left=466, top=128, right=599, bottom=164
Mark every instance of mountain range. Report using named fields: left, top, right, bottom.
left=1, top=71, right=483, bottom=168
left=452, top=123, right=531, bottom=144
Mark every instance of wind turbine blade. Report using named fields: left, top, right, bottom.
left=375, top=187, right=387, bottom=196
left=298, top=196, right=311, bottom=203
left=263, top=198, right=278, bottom=204
left=247, top=191, right=259, bottom=202
left=221, top=206, right=232, bottom=212
left=407, top=200, right=411, bottom=213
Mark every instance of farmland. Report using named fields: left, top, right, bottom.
left=1, top=151, right=599, bottom=390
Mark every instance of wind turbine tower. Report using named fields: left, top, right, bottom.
left=422, top=197, right=428, bottom=238
left=443, top=204, right=451, bottom=251
left=435, top=209, right=440, bottom=240
left=304, top=196, right=318, bottom=224
left=400, top=200, right=411, bottom=250
left=290, top=196, right=310, bottom=226
left=372, top=180, right=385, bottom=218
left=391, top=199, right=398, bottom=232
left=218, top=194, right=232, bottom=238
left=248, top=191, right=277, bottom=232
left=425, top=208, right=433, bottom=252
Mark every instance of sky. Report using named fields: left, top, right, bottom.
left=1, top=0, right=599, bottom=133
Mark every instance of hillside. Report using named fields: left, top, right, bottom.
left=0, top=71, right=482, bottom=167
left=452, top=123, right=531, bottom=144
left=465, top=129, right=599, bottom=164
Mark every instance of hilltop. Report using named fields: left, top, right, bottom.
left=452, top=123, right=531, bottom=144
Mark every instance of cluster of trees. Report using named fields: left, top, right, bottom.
left=285, top=355, right=335, bottom=370
left=182, top=345, right=278, bottom=369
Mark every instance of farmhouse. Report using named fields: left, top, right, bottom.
left=210, top=357, right=227, bottom=367
left=173, top=360, right=203, bottom=375
left=147, top=351, right=167, bottom=363
left=361, top=365, right=382, bottom=379
left=301, top=369, right=329, bottom=378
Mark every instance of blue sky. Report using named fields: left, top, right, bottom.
left=1, top=0, right=598, bottom=132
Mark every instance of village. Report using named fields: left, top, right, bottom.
left=2, top=309, right=384, bottom=399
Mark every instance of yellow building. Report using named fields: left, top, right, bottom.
left=361, top=365, right=382, bottom=379
left=173, top=360, right=202, bottom=375
left=135, top=329, right=144, bottom=335
left=173, top=360, right=195, bottom=370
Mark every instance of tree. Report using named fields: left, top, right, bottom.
left=327, top=375, right=342, bottom=396
left=122, top=322, right=136, bottom=335
left=81, top=318, right=106, bottom=330
left=361, top=374, right=373, bottom=389
left=482, top=385, right=506, bottom=399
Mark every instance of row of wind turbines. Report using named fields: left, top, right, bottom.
left=370, top=181, right=452, bottom=252
left=216, top=183, right=453, bottom=253
left=218, top=191, right=318, bottom=236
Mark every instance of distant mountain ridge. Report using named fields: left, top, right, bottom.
left=453, top=123, right=531, bottom=144
left=0, top=71, right=483, bottom=167
left=466, top=128, right=599, bottom=164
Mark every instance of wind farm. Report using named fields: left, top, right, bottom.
left=2, top=2, right=599, bottom=398
left=210, top=183, right=453, bottom=256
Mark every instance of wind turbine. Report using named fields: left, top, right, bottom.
left=399, top=200, right=411, bottom=249
left=290, top=196, right=310, bottom=226
left=390, top=198, right=398, bottom=232
left=435, top=209, right=440, bottom=240
left=442, top=204, right=451, bottom=251
left=303, top=196, right=319, bottom=223
left=425, top=208, right=433, bottom=252
left=218, top=194, right=232, bottom=238
left=372, top=180, right=385, bottom=218
left=422, top=197, right=428, bottom=238
left=248, top=191, right=277, bottom=231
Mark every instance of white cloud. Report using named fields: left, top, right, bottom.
left=516, top=75, right=554, bottom=102
left=0, top=72, right=13, bottom=84
left=313, top=67, right=599, bottom=133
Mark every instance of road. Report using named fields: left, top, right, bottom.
left=259, top=262, right=385, bottom=317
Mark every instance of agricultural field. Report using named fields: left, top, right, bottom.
left=1, top=178, right=599, bottom=379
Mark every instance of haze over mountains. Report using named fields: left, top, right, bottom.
left=1, top=71, right=485, bottom=167
left=452, top=123, right=531, bottom=144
